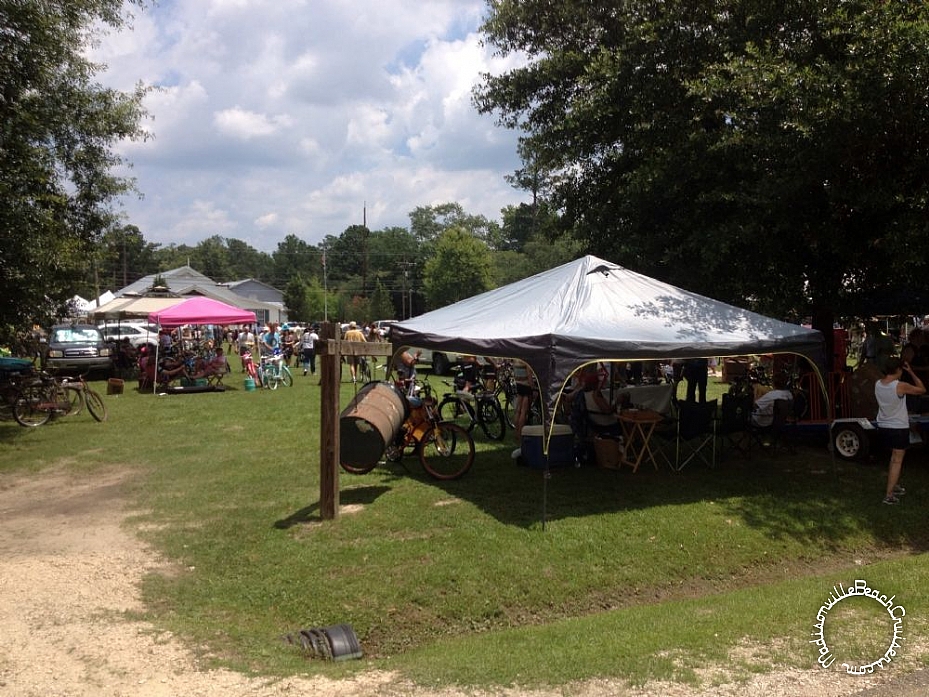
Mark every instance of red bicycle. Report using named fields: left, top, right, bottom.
left=241, top=350, right=261, bottom=387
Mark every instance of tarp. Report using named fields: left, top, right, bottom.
left=148, top=296, right=256, bottom=328
left=390, top=255, right=826, bottom=420
left=90, top=295, right=184, bottom=321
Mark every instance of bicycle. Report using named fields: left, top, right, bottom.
left=257, top=350, right=293, bottom=390
left=726, top=364, right=770, bottom=399
left=495, top=359, right=543, bottom=429
left=59, top=374, right=108, bottom=422
left=0, top=358, right=37, bottom=421
left=437, top=378, right=506, bottom=441
left=12, top=371, right=106, bottom=427
left=340, top=378, right=475, bottom=480
left=357, top=356, right=373, bottom=384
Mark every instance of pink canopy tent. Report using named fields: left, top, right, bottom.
left=148, top=296, right=256, bottom=328
left=146, top=297, right=256, bottom=393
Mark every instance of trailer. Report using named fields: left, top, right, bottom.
left=830, top=415, right=929, bottom=461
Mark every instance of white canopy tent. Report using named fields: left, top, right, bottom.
left=391, top=255, right=826, bottom=442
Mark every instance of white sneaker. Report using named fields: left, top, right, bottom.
left=511, top=448, right=522, bottom=459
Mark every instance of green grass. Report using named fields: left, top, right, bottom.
left=2, top=369, right=928, bottom=689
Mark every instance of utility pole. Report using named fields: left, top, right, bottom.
left=398, top=261, right=414, bottom=319
left=361, top=202, right=369, bottom=297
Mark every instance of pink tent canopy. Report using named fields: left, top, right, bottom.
left=148, top=296, right=256, bottom=328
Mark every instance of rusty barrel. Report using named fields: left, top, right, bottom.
left=339, top=381, right=410, bottom=468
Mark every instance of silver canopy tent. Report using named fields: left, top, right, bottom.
left=390, top=255, right=826, bottom=442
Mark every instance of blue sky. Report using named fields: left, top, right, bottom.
left=92, top=0, right=528, bottom=253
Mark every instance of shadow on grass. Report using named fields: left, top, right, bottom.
left=410, top=437, right=929, bottom=552
left=273, top=484, right=391, bottom=528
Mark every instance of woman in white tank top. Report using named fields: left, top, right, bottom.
left=875, top=357, right=925, bottom=505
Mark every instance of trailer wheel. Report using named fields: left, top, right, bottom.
left=832, top=423, right=869, bottom=461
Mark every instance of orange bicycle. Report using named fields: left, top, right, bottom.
left=341, top=378, right=475, bottom=480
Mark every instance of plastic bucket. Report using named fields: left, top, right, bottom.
left=244, top=377, right=256, bottom=391
left=340, top=381, right=410, bottom=468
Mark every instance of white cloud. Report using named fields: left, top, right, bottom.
left=92, top=0, right=527, bottom=252
left=214, top=108, right=293, bottom=140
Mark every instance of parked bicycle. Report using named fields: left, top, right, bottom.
left=241, top=350, right=261, bottom=387
left=257, top=349, right=293, bottom=390
left=340, top=378, right=475, bottom=480
left=438, top=378, right=506, bottom=441
left=12, top=371, right=106, bottom=427
left=495, top=359, right=542, bottom=429
left=0, top=358, right=36, bottom=421
left=726, top=364, right=770, bottom=399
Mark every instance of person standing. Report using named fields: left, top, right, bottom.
left=875, top=357, right=925, bottom=505
left=343, top=321, right=366, bottom=382
left=301, top=325, right=319, bottom=376
left=259, top=323, right=281, bottom=357
left=683, top=357, right=709, bottom=403
left=237, top=326, right=255, bottom=371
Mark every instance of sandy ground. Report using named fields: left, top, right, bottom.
left=0, top=466, right=921, bottom=697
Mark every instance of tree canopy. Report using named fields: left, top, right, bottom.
left=0, top=0, right=149, bottom=336
left=475, top=1, right=929, bottom=325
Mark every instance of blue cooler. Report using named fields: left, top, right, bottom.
left=521, top=424, right=575, bottom=469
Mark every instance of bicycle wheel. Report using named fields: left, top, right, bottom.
left=84, top=388, right=108, bottom=422
left=61, top=384, right=84, bottom=416
left=477, top=397, right=506, bottom=441
left=340, top=459, right=379, bottom=475
left=418, top=421, right=474, bottom=480
left=502, top=390, right=517, bottom=428
left=280, top=366, right=293, bottom=387
left=437, top=395, right=475, bottom=432
left=267, top=366, right=280, bottom=390
left=13, top=384, right=51, bottom=427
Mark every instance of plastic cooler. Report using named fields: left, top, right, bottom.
left=521, top=424, right=574, bottom=469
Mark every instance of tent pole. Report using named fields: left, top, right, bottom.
left=542, top=465, right=549, bottom=532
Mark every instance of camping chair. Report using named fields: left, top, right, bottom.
left=206, top=357, right=231, bottom=387
left=751, top=398, right=795, bottom=454
left=656, top=398, right=718, bottom=471
left=717, top=393, right=754, bottom=459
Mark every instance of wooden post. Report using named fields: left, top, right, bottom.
left=317, top=323, right=395, bottom=521
left=319, top=322, right=340, bottom=520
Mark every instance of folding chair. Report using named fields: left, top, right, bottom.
left=717, top=393, right=753, bottom=459
left=751, top=398, right=795, bottom=454
left=205, top=358, right=231, bottom=387
left=656, top=399, right=718, bottom=471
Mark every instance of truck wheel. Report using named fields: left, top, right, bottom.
left=832, top=423, right=869, bottom=461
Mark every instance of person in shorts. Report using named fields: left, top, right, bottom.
left=875, top=357, right=925, bottom=505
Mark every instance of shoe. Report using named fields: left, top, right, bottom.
left=511, top=448, right=522, bottom=460
left=893, top=485, right=906, bottom=496
left=883, top=495, right=900, bottom=505
left=303, top=370, right=307, bottom=376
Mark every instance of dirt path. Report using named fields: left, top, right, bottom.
left=0, top=467, right=917, bottom=697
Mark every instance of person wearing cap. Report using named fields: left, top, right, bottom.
left=343, top=321, right=366, bottom=382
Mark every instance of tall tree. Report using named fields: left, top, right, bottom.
left=476, top=1, right=929, bottom=350
left=226, top=238, right=273, bottom=281
left=422, top=228, right=494, bottom=309
left=409, top=202, right=503, bottom=249
left=98, top=224, right=159, bottom=290
left=0, top=0, right=148, bottom=337
left=272, top=234, right=319, bottom=289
